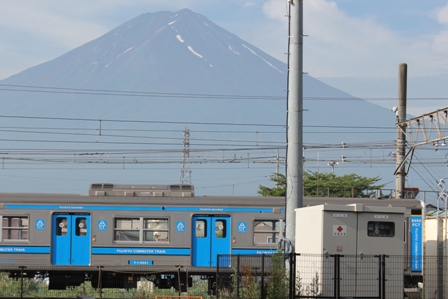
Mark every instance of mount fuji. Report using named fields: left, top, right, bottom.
left=0, top=9, right=405, bottom=196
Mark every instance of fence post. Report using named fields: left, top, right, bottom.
left=375, top=255, right=381, bottom=298
left=380, top=255, right=387, bottom=299
left=261, top=254, right=265, bottom=299
left=98, top=266, right=103, bottom=299
left=216, top=254, right=221, bottom=298
left=237, top=254, right=240, bottom=299
left=177, top=266, right=181, bottom=296
left=288, top=253, right=296, bottom=299
left=337, top=255, right=341, bottom=299
left=331, top=255, right=341, bottom=299
left=19, top=266, right=26, bottom=299
left=333, top=255, right=337, bottom=299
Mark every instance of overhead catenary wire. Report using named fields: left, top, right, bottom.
left=0, top=114, right=425, bottom=132
left=0, top=115, right=441, bottom=156
left=0, top=114, right=283, bottom=128
left=0, top=86, right=446, bottom=194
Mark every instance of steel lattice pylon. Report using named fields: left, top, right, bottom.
left=403, top=107, right=448, bottom=147
left=180, top=126, right=192, bottom=185
left=395, top=107, right=448, bottom=175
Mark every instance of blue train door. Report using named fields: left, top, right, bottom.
left=192, top=215, right=231, bottom=266
left=51, top=214, right=91, bottom=265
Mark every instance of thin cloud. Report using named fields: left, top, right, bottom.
left=0, top=2, right=108, bottom=49
left=433, top=3, right=448, bottom=25
left=431, top=4, right=448, bottom=55
left=1, top=0, right=447, bottom=83
left=261, top=0, right=448, bottom=79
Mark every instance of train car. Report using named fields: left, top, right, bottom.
left=0, top=183, right=423, bottom=290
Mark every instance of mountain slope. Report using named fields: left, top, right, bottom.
left=0, top=9, right=372, bottom=120
left=3, top=9, right=286, bottom=95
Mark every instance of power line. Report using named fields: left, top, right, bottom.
left=0, top=115, right=283, bottom=128
left=0, top=114, right=420, bottom=131
left=0, top=84, right=284, bottom=100
left=0, top=126, right=285, bottom=134
left=1, top=83, right=448, bottom=101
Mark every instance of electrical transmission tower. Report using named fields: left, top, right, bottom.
left=180, top=126, right=192, bottom=185
left=395, top=106, right=448, bottom=175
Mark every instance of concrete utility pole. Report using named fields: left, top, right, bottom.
left=395, top=63, right=407, bottom=198
left=285, top=0, right=304, bottom=245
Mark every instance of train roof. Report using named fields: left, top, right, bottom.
left=0, top=191, right=423, bottom=211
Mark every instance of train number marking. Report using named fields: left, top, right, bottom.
left=176, top=221, right=185, bottom=232
left=98, top=220, right=107, bottom=231
left=238, top=222, right=247, bottom=233
left=35, top=219, right=45, bottom=230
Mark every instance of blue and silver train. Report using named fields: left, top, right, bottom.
left=0, top=183, right=423, bottom=290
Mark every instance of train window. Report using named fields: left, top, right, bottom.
left=114, top=217, right=169, bottom=242
left=76, top=218, right=87, bottom=237
left=2, top=216, right=29, bottom=240
left=196, top=220, right=206, bottom=238
left=253, top=220, right=283, bottom=244
left=215, top=220, right=226, bottom=238
left=56, top=218, right=68, bottom=236
left=115, top=218, right=140, bottom=241
left=143, top=219, right=169, bottom=242
left=367, top=221, right=395, bottom=237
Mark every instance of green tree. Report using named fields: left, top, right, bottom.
left=258, top=171, right=384, bottom=198
left=257, top=173, right=286, bottom=196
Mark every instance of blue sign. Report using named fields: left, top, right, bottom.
left=410, top=215, right=423, bottom=271
left=98, top=220, right=107, bottom=231
left=0, top=246, right=50, bottom=254
left=92, top=247, right=190, bottom=255
left=238, top=222, right=247, bottom=232
left=232, top=249, right=277, bottom=255
left=128, top=260, right=153, bottom=265
left=35, top=219, right=45, bottom=230
left=176, top=221, right=185, bottom=232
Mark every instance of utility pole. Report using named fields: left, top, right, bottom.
left=395, top=63, right=407, bottom=198
left=285, top=0, right=304, bottom=245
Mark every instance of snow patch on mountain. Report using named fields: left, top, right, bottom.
left=123, top=47, right=134, bottom=54
left=242, top=44, right=283, bottom=74
left=188, top=46, right=203, bottom=58
left=176, top=35, right=184, bottom=43
left=155, top=26, right=167, bottom=33
left=229, top=45, right=240, bottom=55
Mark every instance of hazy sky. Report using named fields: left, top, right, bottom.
left=0, top=0, right=446, bottom=198
left=0, top=0, right=447, bottom=115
